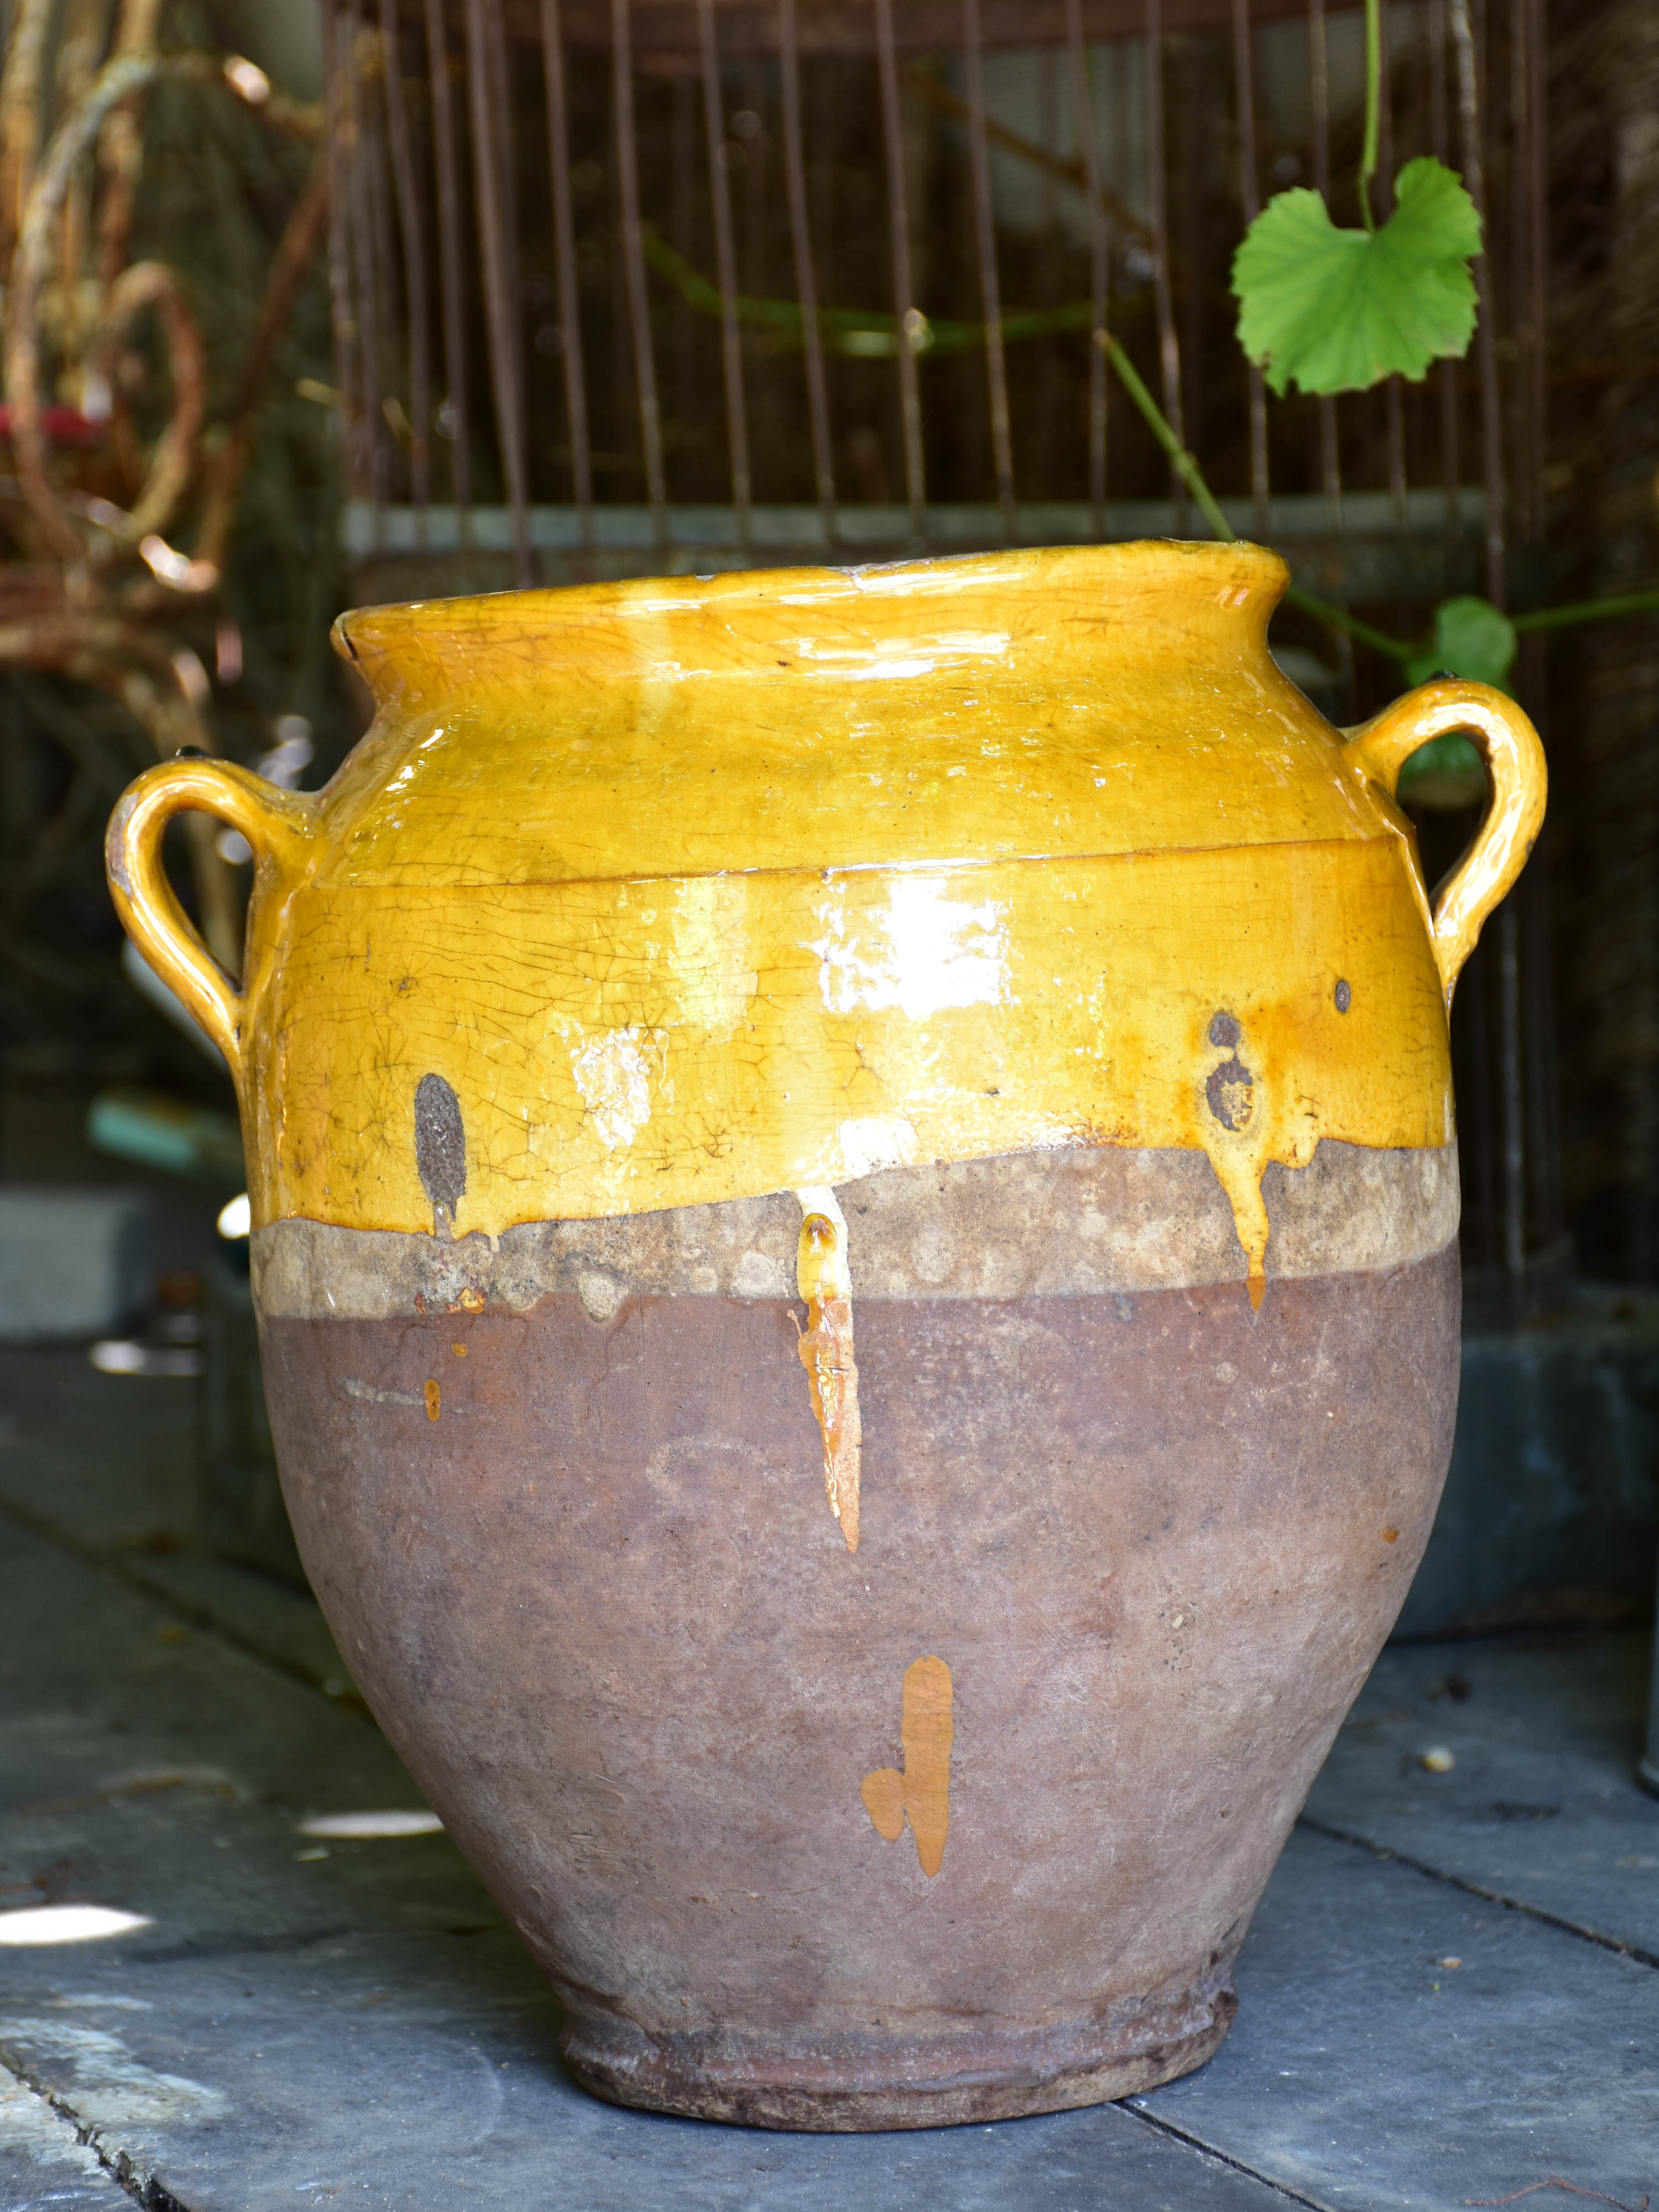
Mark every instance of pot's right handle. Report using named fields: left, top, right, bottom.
left=106, top=755, right=316, bottom=1082
left=1342, top=677, right=1546, bottom=1006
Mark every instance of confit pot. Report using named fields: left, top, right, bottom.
left=107, top=541, right=1545, bottom=2130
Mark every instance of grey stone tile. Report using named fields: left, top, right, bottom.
left=0, top=2071, right=129, bottom=2210
left=1303, top=1633, right=1659, bottom=1958
left=1139, top=1824, right=1659, bottom=2212
left=0, top=1350, right=196, bottom=1556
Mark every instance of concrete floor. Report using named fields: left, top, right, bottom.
left=1, top=1348, right=1656, bottom=2211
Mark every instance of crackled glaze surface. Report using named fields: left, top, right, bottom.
left=106, top=542, right=1540, bottom=1295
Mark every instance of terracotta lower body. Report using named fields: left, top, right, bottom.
left=255, top=1141, right=1460, bottom=2130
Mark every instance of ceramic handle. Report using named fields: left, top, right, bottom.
left=1342, top=677, right=1546, bottom=1004
left=105, top=755, right=315, bottom=1081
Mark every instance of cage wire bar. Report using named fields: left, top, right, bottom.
left=325, top=0, right=1546, bottom=580
left=324, top=0, right=1561, bottom=1307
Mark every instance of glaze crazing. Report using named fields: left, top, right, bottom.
left=105, top=541, right=1541, bottom=1304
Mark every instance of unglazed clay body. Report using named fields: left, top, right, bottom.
left=107, top=542, right=1544, bottom=2128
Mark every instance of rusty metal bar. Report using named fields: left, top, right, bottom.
left=1063, top=0, right=1107, bottom=534
left=324, top=3, right=366, bottom=505
left=1230, top=0, right=1267, bottom=539
left=1515, top=0, right=1559, bottom=1267
left=779, top=0, right=837, bottom=541
left=463, top=0, right=530, bottom=582
left=874, top=0, right=926, bottom=542
left=1452, top=0, right=1504, bottom=606
left=1142, top=0, right=1185, bottom=527
left=1511, top=0, right=1545, bottom=547
left=367, top=30, right=405, bottom=488
left=540, top=0, right=593, bottom=546
left=1307, top=0, right=1340, bottom=525
left=1452, top=0, right=1520, bottom=1296
left=485, top=0, right=531, bottom=555
left=963, top=0, right=1015, bottom=538
left=1513, top=0, right=1540, bottom=540
left=344, top=0, right=388, bottom=541
left=422, top=0, right=472, bottom=531
left=1375, top=0, right=1407, bottom=530
left=1525, top=0, right=1546, bottom=549
left=612, top=0, right=669, bottom=551
left=1426, top=0, right=1459, bottom=533
left=378, top=0, right=431, bottom=533
left=697, top=0, right=753, bottom=545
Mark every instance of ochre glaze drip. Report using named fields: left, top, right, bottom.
left=794, top=1191, right=859, bottom=1553
left=861, top=1656, right=953, bottom=1878
left=1195, top=1008, right=1318, bottom=1310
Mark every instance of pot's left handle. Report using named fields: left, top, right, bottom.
left=106, top=756, right=316, bottom=1082
left=1342, top=677, right=1547, bottom=1005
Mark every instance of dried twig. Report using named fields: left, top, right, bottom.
left=195, top=147, right=331, bottom=573
left=89, top=260, right=207, bottom=545
left=0, top=0, right=53, bottom=273
left=95, top=0, right=163, bottom=287
left=1, top=23, right=327, bottom=986
left=6, top=51, right=164, bottom=559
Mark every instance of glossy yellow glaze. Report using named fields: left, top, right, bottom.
left=105, top=543, right=1546, bottom=1286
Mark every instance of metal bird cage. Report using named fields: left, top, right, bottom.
left=324, top=0, right=1562, bottom=1310
left=326, top=0, right=1546, bottom=594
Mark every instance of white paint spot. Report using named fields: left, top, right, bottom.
left=296, top=1809, right=444, bottom=1839
left=812, top=877, right=1008, bottom=1022
left=572, top=1028, right=653, bottom=1151
left=0, top=1907, right=152, bottom=1947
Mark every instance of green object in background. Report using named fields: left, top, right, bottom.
left=1397, top=597, right=1521, bottom=809
left=1404, top=596, right=1520, bottom=693
left=1233, top=158, right=1481, bottom=398
left=87, top=1087, right=245, bottom=1187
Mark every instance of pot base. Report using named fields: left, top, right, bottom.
left=558, top=1985, right=1238, bottom=2131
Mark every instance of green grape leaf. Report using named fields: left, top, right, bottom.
left=1397, top=596, right=1517, bottom=809
left=1402, top=595, right=1517, bottom=692
left=1232, top=157, right=1481, bottom=398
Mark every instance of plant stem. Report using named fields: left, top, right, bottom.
left=1512, top=590, right=1659, bottom=635
left=1284, top=582, right=1412, bottom=662
left=1100, top=330, right=1410, bottom=662
left=1096, top=331, right=1233, bottom=541
left=1099, top=328, right=1656, bottom=668
left=1358, top=0, right=1381, bottom=233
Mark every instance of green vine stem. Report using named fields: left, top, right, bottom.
left=1097, top=329, right=1659, bottom=665
left=1358, top=0, right=1381, bottom=234
left=1094, top=333, right=1232, bottom=540
left=1099, top=329, right=1407, bottom=656
left=1512, top=591, right=1659, bottom=636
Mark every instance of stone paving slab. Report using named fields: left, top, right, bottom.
left=1303, top=1633, right=1659, bottom=1960
left=1138, top=1824, right=1657, bottom=2211
left=0, top=2073, right=128, bottom=2211
left=0, top=1353, right=195, bottom=1556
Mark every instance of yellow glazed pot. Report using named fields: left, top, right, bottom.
left=107, top=542, right=1543, bottom=2129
